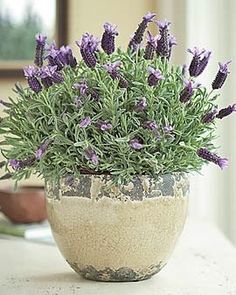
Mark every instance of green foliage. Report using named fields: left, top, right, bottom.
left=0, top=48, right=218, bottom=184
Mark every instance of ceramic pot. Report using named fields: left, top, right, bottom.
left=46, top=173, right=189, bottom=282
left=0, top=186, right=46, bottom=223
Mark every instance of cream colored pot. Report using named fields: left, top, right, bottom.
left=46, top=173, right=189, bottom=282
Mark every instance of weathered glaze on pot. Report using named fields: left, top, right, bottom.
left=46, top=173, right=189, bottom=282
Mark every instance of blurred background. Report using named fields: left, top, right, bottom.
left=0, top=0, right=235, bottom=244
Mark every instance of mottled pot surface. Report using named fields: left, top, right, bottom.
left=46, top=173, right=189, bottom=282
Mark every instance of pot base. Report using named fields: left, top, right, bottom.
left=67, top=260, right=164, bottom=282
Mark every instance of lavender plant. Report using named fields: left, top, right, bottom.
left=0, top=12, right=234, bottom=184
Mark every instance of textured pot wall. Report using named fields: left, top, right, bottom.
left=46, top=173, right=189, bottom=281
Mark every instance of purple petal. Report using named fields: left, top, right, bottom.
left=35, top=33, right=47, bottom=45
left=79, top=117, right=91, bottom=128
left=219, top=61, right=231, bottom=74
left=156, top=19, right=171, bottom=29
left=143, top=12, right=156, bottom=22
left=85, top=148, right=99, bottom=165
left=130, top=138, right=143, bottom=150
left=103, top=22, right=118, bottom=35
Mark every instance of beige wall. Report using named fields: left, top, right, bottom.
left=68, top=0, right=156, bottom=50
left=0, top=0, right=156, bottom=187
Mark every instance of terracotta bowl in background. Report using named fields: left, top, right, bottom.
left=0, top=186, right=46, bottom=223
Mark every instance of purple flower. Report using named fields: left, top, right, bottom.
left=147, top=66, right=164, bottom=86
left=187, top=47, right=211, bottom=77
left=76, top=33, right=100, bottom=68
left=103, top=61, right=128, bottom=88
left=23, top=66, right=42, bottom=93
left=130, top=138, right=143, bottom=150
left=202, top=108, right=218, bottom=123
left=39, top=65, right=64, bottom=87
left=144, top=31, right=157, bottom=60
left=59, top=45, right=77, bottom=68
left=85, top=148, right=99, bottom=165
left=9, top=156, right=35, bottom=170
left=163, top=125, right=173, bottom=134
left=128, top=12, right=156, bottom=50
left=34, top=34, right=47, bottom=67
left=212, top=61, right=231, bottom=90
left=46, top=45, right=64, bottom=70
left=74, top=82, right=100, bottom=100
left=73, top=81, right=88, bottom=95
left=180, top=79, right=200, bottom=103
left=97, top=120, right=112, bottom=131
left=35, top=139, right=52, bottom=159
left=156, top=20, right=171, bottom=58
left=144, top=120, right=158, bottom=130
left=216, top=104, right=236, bottom=119
left=143, top=12, right=156, bottom=22
left=86, top=88, right=100, bottom=101
left=103, top=61, right=121, bottom=74
left=197, top=148, right=228, bottom=170
left=74, top=96, right=83, bottom=108
left=156, top=20, right=171, bottom=30
left=128, top=36, right=140, bottom=52
left=135, top=97, right=147, bottom=112
left=101, top=22, right=118, bottom=55
left=195, top=51, right=211, bottom=75
left=9, top=159, right=22, bottom=170
left=79, top=117, right=91, bottom=128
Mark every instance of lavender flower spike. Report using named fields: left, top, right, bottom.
left=35, top=139, right=53, bottom=159
left=128, top=12, right=156, bottom=50
left=103, top=61, right=128, bottom=88
left=144, top=120, right=158, bottom=130
left=147, top=66, right=164, bottom=86
left=216, top=104, right=236, bottom=119
left=79, top=117, right=91, bottom=128
left=97, top=120, right=112, bottom=131
left=163, top=125, right=173, bottom=134
left=39, top=65, right=64, bottom=86
left=156, top=20, right=171, bottom=58
left=74, top=96, right=83, bottom=108
left=60, top=45, right=77, bottom=68
left=212, top=61, right=231, bottom=89
left=144, top=31, right=157, bottom=60
left=34, top=34, right=47, bottom=67
left=202, top=107, right=218, bottom=123
left=73, top=81, right=88, bottom=95
left=85, top=148, right=99, bottom=165
left=101, top=22, right=118, bottom=55
left=46, top=45, right=64, bottom=70
left=180, top=79, right=200, bottom=103
left=187, top=47, right=211, bottom=77
left=135, top=97, right=147, bottom=112
left=23, top=65, right=42, bottom=93
left=197, top=148, right=228, bottom=170
left=76, top=33, right=100, bottom=68
left=195, top=51, right=211, bottom=76
left=9, top=156, right=35, bottom=170
left=130, top=138, right=143, bottom=150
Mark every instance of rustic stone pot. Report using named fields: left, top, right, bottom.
left=46, top=173, right=189, bottom=282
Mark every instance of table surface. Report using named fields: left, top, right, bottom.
left=0, top=219, right=236, bottom=295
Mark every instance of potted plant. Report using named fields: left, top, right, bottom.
left=0, top=12, right=234, bottom=282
